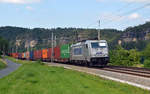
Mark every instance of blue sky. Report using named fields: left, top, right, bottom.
left=0, top=0, right=149, bottom=30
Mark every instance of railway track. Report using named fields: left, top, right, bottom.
left=57, top=62, right=150, bottom=78
left=49, top=61, right=150, bottom=78
left=100, top=66, right=150, bottom=78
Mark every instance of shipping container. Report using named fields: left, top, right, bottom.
left=21, top=53, right=24, bottom=59
left=18, top=53, right=22, bottom=59
left=14, top=53, right=18, bottom=59
left=29, top=51, right=34, bottom=60
left=60, top=44, right=70, bottom=59
left=12, top=53, right=16, bottom=58
left=24, top=53, right=26, bottom=59
left=60, top=44, right=70, bottom=62
left=22, top=53, right=25, bottom=59
left=26, top=51, right=30, bottom=60
left=37, top=50, right=42, bottom=60
left=33, top=50, right=38, bottom=60
left=47, top=48, right=52, bottom=60
left=54, top=46, right=60, bottom=61
left=42, top=49, right=48, bottom=60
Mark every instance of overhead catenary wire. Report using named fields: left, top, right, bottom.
left=100, top=2, right=150, bottom=26
left=87, top=2, right=150, bottom=28
left=87, top=2, right=136, bottom=28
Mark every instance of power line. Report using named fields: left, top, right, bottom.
left=102, top=2, right=150, bottom=26
left=87, top=2, right=150, bottom=28
left=87, top=2, right=135, bottom=28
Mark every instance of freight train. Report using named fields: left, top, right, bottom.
left=9, top=40, right=109, bottom=66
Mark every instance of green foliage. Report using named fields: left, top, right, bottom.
left=110, top=46, right=140, bottom=67
left=144, top=59, right=150, bottom=69
left=142, top=43, right=150, bottom=69
left=121, top=40, right=148, bottom=51
left=142, top=43, right=150, bottom=59
left=0, top=26, right=122, bottom=52
left=0, top=36, right=9, bottom=55
left=36, top=60, right=45, bottom=65
left=0, top=22, right=150, bottom=52
left=0, top=59, right=7, bottom=70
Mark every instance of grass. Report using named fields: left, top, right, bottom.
left=0, top=57, right=149, bottom=94
left=6, top=56, right=32, bottom=64
left=0, top=58, right=7, bottom=70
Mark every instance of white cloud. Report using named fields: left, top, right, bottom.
left=99, top=12, right=142, bottom=26
left=128, top=13, right=140, bottom=19
left=145, top=18, right=150, bottom=22
left=26, top=6, right=33, bottom=10
left=0, top=0, right=41, bottom=4
left=120, top=0, right=150, bottom=3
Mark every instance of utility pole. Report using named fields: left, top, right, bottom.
left=27, top=40, right=30, bottom=52
left=15, top=38, right=18, bottom=53
left=51, top=32, right=54, bottom=63
left=74, top=29, right=78, bottom=42
left=98, top=20, right=101, bottom=40
left=12, top=47, right=14, bottom=53
left=54, top=35, right=57, bottom=47
left=3, top=44, right=5, bottom=56
left=76, top=30, right=78, bottom=42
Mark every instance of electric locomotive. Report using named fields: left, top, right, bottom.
left=70, top=40, right=109, bottom=66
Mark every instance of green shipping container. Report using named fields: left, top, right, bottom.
left=60, top=44, right=70, bottom=59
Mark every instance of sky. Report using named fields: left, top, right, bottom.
left=0, top=0, right=150, bottom=30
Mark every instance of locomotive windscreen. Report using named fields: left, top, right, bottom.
left=91, top=42, right=106, bottom=48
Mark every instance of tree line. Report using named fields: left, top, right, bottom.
left=109, top=44, right=150, bottom=69
left=0, top=36, right=9, bottom=56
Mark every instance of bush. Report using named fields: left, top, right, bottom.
left=36, top=60, right=45, bottom=65
left=144, top=59, right=150, bottom=69
left=142, top=43, right=150, bottom=59
left=110, top=46, right=140, bottom=67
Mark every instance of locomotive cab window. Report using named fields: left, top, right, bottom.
left=91, top=42, right=106, bottom=48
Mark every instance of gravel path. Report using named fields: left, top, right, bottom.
left=0, top=59, right=21, bottom=79
left=48, top=63, right=150, bottom=90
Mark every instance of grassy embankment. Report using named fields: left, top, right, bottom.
left=0, top=57, right=149, bottom=94
left=0, top=58, right=7, bottom=70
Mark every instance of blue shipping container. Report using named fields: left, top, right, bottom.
left=18, top=53, right=22, bottom=59
left=29, top=51, right=34, bottom=60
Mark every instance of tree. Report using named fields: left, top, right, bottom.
left=144, top=60, right=150, bottom=69
left=110, top=45, right=140, bottom=67
left=0, top=36, right=9, bottom=55
left=143, top=43, right=150, bottom=68
left=143, top=43, right=150, bottom=59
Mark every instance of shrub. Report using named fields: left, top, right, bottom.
left=36, top=60, right=45, bottom=65
left=142, top=43, right=150, bottom=59
left=144, top=59, right=150, bottom=69
left=110, top=46, right=140, bottom=67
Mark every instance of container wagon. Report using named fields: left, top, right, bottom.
left=47, top=48, right=52, bottom=61
left=18, top=53, right=22, bottom=59
left=54, top=46, right=60, bottom=62
left=42, top=49, right=48, bottom=61
left=29, top=51, right=34, bottom=60
left=37, top=50, right=42, bottom=60
left=26, top=51, right=30, bottom=60
left=60, top=44, right=70, bottom=63
left=22, top=53, right=26, bottom=60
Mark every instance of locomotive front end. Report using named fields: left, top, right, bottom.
left=89, top=40, right=109, bottom=66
